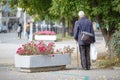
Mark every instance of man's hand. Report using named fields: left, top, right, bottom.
left=75, top=39, right=78, bottom=42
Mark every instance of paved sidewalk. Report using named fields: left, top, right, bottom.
left=0, top=32, right=120, bottom=80
left=0, top=67, right=120, bottom=80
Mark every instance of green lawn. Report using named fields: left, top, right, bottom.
left=56, top=33, right=74, bottom=41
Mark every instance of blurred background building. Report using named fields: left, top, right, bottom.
left=0, top=1, right=63, bottom=35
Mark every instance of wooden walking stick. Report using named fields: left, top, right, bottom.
left=76, top=42, right=79, bottom=69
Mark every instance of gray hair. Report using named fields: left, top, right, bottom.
left=78, top=11, right=85, bottom=18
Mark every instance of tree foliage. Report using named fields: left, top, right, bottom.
left=4, top=0, right=119, bottom=27
left=89, top=0, right=120, bottom=42
left=10, top=0, right=52, bottom=20
left=0, top=0, right=120, bottom=38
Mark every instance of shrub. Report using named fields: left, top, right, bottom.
left=108, top=31, right=120, bottom=57
left=98, top=31, right=120, bottom=68
left=98, top=55, right=120, bottom=68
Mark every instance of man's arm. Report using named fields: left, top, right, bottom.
left=74, top=21, right=79, bottom=42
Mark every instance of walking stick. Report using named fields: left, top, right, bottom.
left=76, top=42, right=79, bottom=69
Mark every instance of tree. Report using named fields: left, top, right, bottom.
left=49, top=0, right=83, bottom=37
left=10, top=0, right=52, bottom=20
left=90, top=0, right=120, bottom=43
left=1, top=0, right=119, bottom=40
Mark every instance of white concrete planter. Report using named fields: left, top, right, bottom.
left=14, top=54, right=71, bottom=72
left=34, top=35, right=57, bottom=41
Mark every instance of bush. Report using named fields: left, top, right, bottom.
left=98, top=55, right=120, bottom=68
left=108, top=31, right=120, bottom=57
left=98, top=31, right=120, bottom=68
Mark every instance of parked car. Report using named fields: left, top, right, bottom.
left=0, top=24, right=7, bottom=33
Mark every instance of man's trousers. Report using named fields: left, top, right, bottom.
left=79, top=44, right=91, bottom=70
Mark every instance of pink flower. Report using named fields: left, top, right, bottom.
left=48, top=42, right=55, bottom=47
left=44, top=30, right=50, bottom=35
left=16, top=51, right=19, bottom=54
left=17, top=47, right=22, bottom=50
left=34, top=44, right=37, bottom=47
left=16, top=40, right=74, bottom=55
left=39, top=47, right=44, bottom=52
left=27, top=50, right=31, bottom=54
left=51, top=31, right=56, bottom=35
left=51, top=54, right=55, bottom=57
left=22, top=44, right=25, bottom=47
left=35, top=30, right=56, bottom=35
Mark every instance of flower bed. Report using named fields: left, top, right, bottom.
left=34, top=35, right=56, bottom=41
left=15, top=41, right=74, bottom=72
left=34, top=30, right=57, bottom=41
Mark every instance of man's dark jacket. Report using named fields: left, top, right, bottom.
left=74, top=17, right=95, bottom=45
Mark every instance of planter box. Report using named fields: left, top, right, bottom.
left=14, top=54, right=71, bottom=72
left=34, top=35, right=57, bottom=41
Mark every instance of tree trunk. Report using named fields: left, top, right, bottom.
left=71, top=17, right=78, bottom=36
left=101, top=23, right=116, bottom=45
left=62, top=17, right=65, bottom=37
left=67, top=20, right=70, bottom=36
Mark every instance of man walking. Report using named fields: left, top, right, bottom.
left=74, top=11, right=95, bottom=70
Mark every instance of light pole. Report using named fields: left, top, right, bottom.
left=29, top=17, right=34, bottom=41
left=23, top=11, right=26, bottom=38
left=35, top=23, right=38, bottom=32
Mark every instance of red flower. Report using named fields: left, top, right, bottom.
left=39, top=46, right=44, bottom=52
left=16, top=40, right=74, bottom=55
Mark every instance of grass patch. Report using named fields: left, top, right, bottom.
left=56, top=33, right=74, bottom=42
left=97, top=53, right=120, bottom=68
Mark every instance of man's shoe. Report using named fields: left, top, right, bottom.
left=86, top=67, right=90, bottom=70
left=82, top=67, right=86, bottom=70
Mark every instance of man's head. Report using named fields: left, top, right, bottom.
left=78, top=11, right=85, bottom=18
